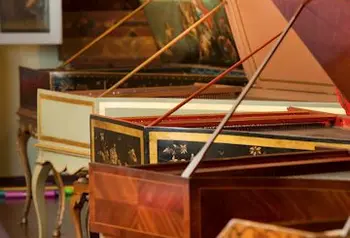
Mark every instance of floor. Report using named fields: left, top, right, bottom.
left=0, top=197, right=75, bottom=238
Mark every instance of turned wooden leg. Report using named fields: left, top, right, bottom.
left=17, top=127, right=32, bottom=224
left=52, top=168, right=65, bottom=237
left=32, top=162, right=52, bottom=238
left=70, top=178, right=89, bottom=238
left=85, top=201, right=90, bottom=238
left=70, top=192, right=84, bottom=238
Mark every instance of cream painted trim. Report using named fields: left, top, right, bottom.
left=39, top=135, right=90, bottom=148
left=98, top=100, right=344, bottom=116
left=98, top=101, right=231, bottom=115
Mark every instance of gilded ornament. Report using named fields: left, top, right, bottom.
left=249, top=146, right=262, bottom=156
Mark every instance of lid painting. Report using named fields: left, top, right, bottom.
left=142, top=0, right=242, bottom=67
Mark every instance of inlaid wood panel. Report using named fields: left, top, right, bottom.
left=90, top=155, right=350, bottom=238
left=89, top=167, right=190, bottom=237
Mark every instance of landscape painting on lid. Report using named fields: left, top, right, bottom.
left=142, top=0, right=241, bottom=67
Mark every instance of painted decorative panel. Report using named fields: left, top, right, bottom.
left=143, top=0, right=241, bottom=66
left=59, top=0, right=157, bottom=67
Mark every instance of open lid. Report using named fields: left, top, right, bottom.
left=58, top=0, right=228, bottom=95
left=224, top=0, right=348, bottom=98
left=141, top=0, right=242, bottom=67
left=271, top=0, right=350, bottom=101
left=179, top=0, right=344, bottom=178
left=59, top=0, right=158, bottom=68
left=59, top=0, right=242, bottom=69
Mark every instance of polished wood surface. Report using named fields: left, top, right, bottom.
left=271, top=0, right=350, bottom=101
left=89, top=149, right=350, bottom=238
left=224, top=0, right=337, bottom=102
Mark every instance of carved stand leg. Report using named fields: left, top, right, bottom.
left=32, top=162, right=51, bottom=238
left=32, top=162, right=66, bottom=238
left=70, top=177, right=89, bottom=238
left=70, top=193, right=83, bottom=238
left=52, top=168, right=65, bottom=237
left=17, top=127, right=32, bottom=224
left=85, top=203, right=90, bottom=238
left=70, top=193, right=89, bottom=238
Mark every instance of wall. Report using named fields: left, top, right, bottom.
left=0, top=45, right=60, bottom=177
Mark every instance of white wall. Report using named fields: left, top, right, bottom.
left=0, top=45, right=61, bottom=177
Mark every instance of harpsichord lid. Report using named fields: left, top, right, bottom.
left=224, top=0, right=350, bottom=100
left=60, top=0, right=243, bottom=69
left=271, top=0, right=350, bottom=100
left=59, top=0, right=158, bottom=68
left=141, top=0, right=241, bottom=67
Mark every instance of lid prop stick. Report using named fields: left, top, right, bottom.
left=181, top=0, right=313, bottom=178
left=99, top=0, right=226, bottom=97
left=147, top=32, right=281, bottom=127
left=57, top=0, right=152, bottom=69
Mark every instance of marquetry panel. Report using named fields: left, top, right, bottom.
left=90, top=170, right=188, bottom=237
left=90, top=159, right=350, bottom=238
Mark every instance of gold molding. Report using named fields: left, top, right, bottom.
left=40, top=135, right=90, bottom=148
left=90, top=118, right=145, bottom=164
left=148, top=131, right=350, bottom=164
left=35, top=143, right=90, bottom=158
left=40, top=93, right=95, bottom=106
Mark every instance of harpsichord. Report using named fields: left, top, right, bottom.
left=88, top=0, right=350, bottom=237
